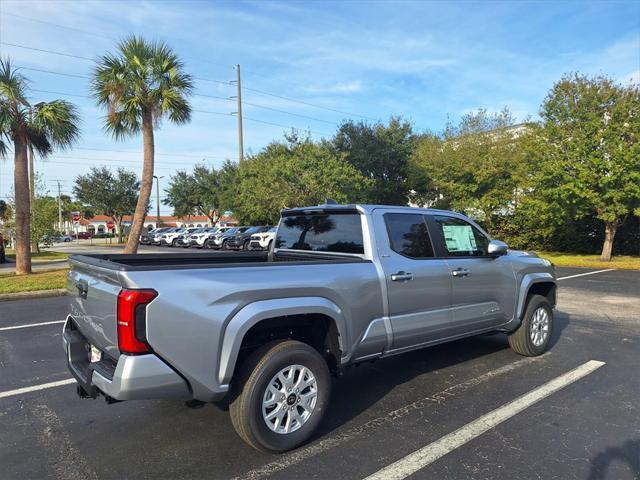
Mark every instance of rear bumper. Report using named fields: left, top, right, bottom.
left=63, top=316, right=190, bottom=401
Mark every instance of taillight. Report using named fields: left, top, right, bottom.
left=117, top=289, right=158, bottom=354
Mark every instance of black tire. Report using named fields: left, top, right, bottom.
left=229, top=340, right=331, bottom=452
left=172, top=239, right=179, bottom=247
left=267, top=240, right=273, bottom=251
left=508, top=294, right=553, bottom=356
left=221, top=239, right=228, bottom=250
left=243, top=240, right=251, bottom=251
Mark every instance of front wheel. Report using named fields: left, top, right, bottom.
left=508, top=294, right=554, bottom=356
left=229, top=340, right=331, bottom=452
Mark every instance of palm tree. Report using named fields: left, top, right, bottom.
left=92, top=35, right=193, bottom=253
left=0, top=58, right=80, bottom=275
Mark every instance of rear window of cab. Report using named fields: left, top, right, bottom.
left=276, top=212, right=364, bottom=254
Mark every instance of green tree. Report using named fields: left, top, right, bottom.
left=30, top=196, right=59, bottom=250
left=216, top=159, right=240, bottom=214
left=92, top=36, right=193, bottom=253
left=73, top=167, right=139, bottom=243
left=535, top=74, right=640, bottom=261
left=164, top=164, right=221, bottom=224
left=233, top=134, right=371, bottom=224
left=0, top=57, right=80, bottom=274
left=331, top=117, right=416, bottom=205
left=410, top=108, right=529, bottom=231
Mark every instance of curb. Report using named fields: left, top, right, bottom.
left=0, top=289, right=68, bottom=302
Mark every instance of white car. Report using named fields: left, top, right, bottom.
left=160, top=228, right=187, bottom=247
left=248, top=226, right=276, bottom=250
left=204, top=226, right=235, bottom=249
left=186, top=227, right=220, bottom=248
left=151, top=228, right=173, bottom=245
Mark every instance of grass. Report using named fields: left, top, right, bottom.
left=5, top=249, right=69, bottom=262
left=0, top=269, right=69, bottom=294
left=536, top=251, right=640, bottom=270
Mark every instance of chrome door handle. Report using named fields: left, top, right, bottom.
left=451, top=268, right=470, bottom=277
left=391, top=271, right=413, bottom=282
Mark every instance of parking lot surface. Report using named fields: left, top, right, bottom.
left=0, top=267, right=638, bottom=479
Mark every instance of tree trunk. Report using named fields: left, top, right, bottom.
left=599, top=221, right=618, bottom=262
left=28, top=141, right=39, bottom=254
left=14, top=138, right=32, bottom=275
left=114, top=216, right=123, bottom=244
left=124, top=110, right=154, bottom=254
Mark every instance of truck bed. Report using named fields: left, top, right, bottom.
left=69, top=250, right=368, bottom=271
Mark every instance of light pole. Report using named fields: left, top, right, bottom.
left=153, top=175, right=164, bottom=228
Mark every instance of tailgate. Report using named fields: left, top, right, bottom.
left=67, top=259, right=123, bottom=360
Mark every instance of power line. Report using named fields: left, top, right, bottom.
left=19, top=66, right=88, bottom=79
left=8, top=41, right=373, bottom=120
left=1, top=12, right=114, bottom=40
left=240, top=85, right=375, bottom=120
left=0, top=42, right=95, bottom=62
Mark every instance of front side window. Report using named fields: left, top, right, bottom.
left=384, top=213, right=434, bottom=258
left=276, top=212, right=364, bottom=254
left=433, top=215, right=489, bottom=257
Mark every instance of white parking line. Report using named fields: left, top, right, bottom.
left=364, top=360, right=605, bottom=480
left=0, top=378, right=76, bottom=400
left=235, top=354, right=546, bottom=480
left=0, top=319, right=65, bottom=332
left=557, top=269, right=615, bottom=281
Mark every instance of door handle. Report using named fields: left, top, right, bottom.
left=391, top=271, right=413, bottom=282
left=451, top=268, right=470, bottom=277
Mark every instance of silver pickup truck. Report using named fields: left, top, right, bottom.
left=64, top=204, right=556, bottom=452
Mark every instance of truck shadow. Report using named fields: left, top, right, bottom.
left=315, top=310, right=570, bottom=440
left=587, top=438, right=640, bottom=480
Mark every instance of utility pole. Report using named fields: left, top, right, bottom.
left=153, top=175, right=163, bottom=228
left=233, top=64, right=244, bottom=163
left=56, top=180, right=63, bottom=233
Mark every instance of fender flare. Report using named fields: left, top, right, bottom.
left=516, top=272, right=557, bottom=320
left=217, top=297, right=347, bottom=385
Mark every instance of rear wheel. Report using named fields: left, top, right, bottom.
left=229, top=340, right=330, bottom=452
left=508, top=294, right=553, bottom=356
left=172, top=239, right=179, bottom=247
left=243, top=240, right=251, bottom=250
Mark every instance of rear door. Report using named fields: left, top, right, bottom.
left=427, top=214, right=516, bottom=332
left=372, top=211, right=453, bottom=350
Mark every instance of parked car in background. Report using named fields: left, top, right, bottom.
left=225, top=226, right=271, bottom=250
left=140, top=228, right=161, bottom=245
left=151, top=228, right=173, bottom=245
left=249, top=226, right=277, bottom=251
left=160, top=228, right=187, bottom=247
left=205, top=226, right=248, bottom=250
left=187, top=227, right=220, bottom=248
left=173, top=227, right=201, bottom=247
left=58, top=234, right=73, bottom=242
left=71, top=232, right=93, bottom=240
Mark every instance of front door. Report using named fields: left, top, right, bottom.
left=373, top=211, right=453, bottom=351
left=428, top=215, right=517, bottom=334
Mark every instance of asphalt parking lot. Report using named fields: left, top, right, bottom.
left=0, top=267, right=638, bottom=480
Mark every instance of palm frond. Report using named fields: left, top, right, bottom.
left=0, top=57, right=29, bottom=106
left=31, top=100, right=81, bottom=152
left=91, top=35, right=192, bottom=138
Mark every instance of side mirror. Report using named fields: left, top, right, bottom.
left=488, top=240, right=508, bottom=256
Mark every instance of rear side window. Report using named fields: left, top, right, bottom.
left=433, top=215, right=489, bottom=256
left=276, top=213, right=364, bottom=254
left=384, top=213, right=434, bottom=258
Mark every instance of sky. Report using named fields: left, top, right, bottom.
left=0, top=0, right=638, bottom=215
